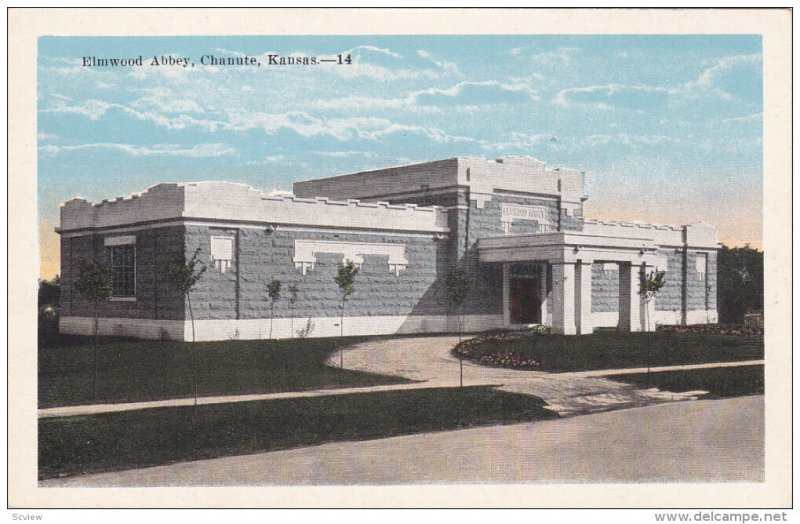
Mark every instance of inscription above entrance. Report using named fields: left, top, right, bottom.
left=500, top=203, right=553, bottom=234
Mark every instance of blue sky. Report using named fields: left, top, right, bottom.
left=38, top=35, right=763, bottom=278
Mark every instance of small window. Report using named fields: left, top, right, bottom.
left=695, top=253, right=707, bottom=278
left=211, top=236, right=234, bottom=273
left=110, top=244, right=136, bottom=297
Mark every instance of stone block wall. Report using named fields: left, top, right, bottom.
left=591, top=263, right=619, bottom=313
left=383, top=190, right=464, bottom=209
left=471, top=192, right=561, bottom=237
left=60, top=226, right=186, bottom=321
left=380, top=188, right=582, bottom=319
left=183, top=225, right=450, bottom=322
left=589, top=249, right=713, bottom=319
left=655, top=249, right=683, bottom=312
left=560, top=207, right=585, bottom=231
left=686, top=250, right=717, bottom=311
left=293, top=158, right=459, bottom=201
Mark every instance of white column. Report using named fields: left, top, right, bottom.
left=502, top=262, right=510, bottom=326
left=618, top=262, right=641, bottom=332
left=552, top=262, right=576, bottom=335
left=640, top=263, right=656, bottom=332
left=539, top=263, right=549, bottom=325
left=575, top=260, right=593, bottom=335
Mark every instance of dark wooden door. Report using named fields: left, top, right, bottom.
left=510, top=277, right=541, bottom=324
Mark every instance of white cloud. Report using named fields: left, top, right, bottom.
left=223, top=110, right=475, bottom=143
left=42, top=98, right=113, bottom=120
left=417, top=49, right=460, bottom=75
left=43, top=94, right=475, bottom=142
left=553, top=84, right=670, bottom=110
left=584, top=133, right=680, bottom=147
left=479, top=132, right=553, bottom=152
left=345, top=45, right=402, bottom=59
left=314, top=151, right=377, bottom=158
left=530, top=47, right=582, bottom=67
left=329, top=61, right=441, bottom=82
left=690, top=53, right=761, bottom=90
left=212, top=48, right=248, bottom=58
left=722, top=112, right=763, bottom=124
left=244, top=154, right=293, bottom=166
left=37, top=132, right=59, bottom=141
left=313, top=95, right=409, bottom=111
left=554, top=53, right=762, bottom=111
left=38, top=142, right=235, bottom=157
left=320, top=48, right=460, bottom=82
left=313, top=80, right=539, bottom=112
left=412, top=80, right=538, bottom=103
left=44, top=96, right=226, bottom=130
left=502, top=46, right=582, bottom=67
left=129, top=94, right=205, bottom=114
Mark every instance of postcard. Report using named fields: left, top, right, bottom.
left=8, top=7, right=792, bottom=509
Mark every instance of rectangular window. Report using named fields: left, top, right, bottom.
left=110, top=244, right=136, bottom=297
left=695, top=253, right=707, bottom=277
left=210, top=236, right=234, bottom=273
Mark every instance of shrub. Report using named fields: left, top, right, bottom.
left=656, top=324, right=762, bottom=337
left=38, top=306, right=60, bottom=348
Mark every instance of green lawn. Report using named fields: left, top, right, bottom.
left=609, top=365, right=764, bottom=399
left=463, top=331, right=764, bottom=372
left=38, top=335, right=410, bottom=408
left=39, top=386, right=558, bottom=480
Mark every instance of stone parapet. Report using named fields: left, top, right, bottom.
left=584, top=219, right=720, bottom=249
left=59, top=181, right=449, bottom=235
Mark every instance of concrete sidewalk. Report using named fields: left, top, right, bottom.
left=38, top=336, right=764, bottom=419
left=564, top=358, right=764, bottom=377
left=38, top=381, right=449, bottom=419
left=40, top=396, right=765, bottom=486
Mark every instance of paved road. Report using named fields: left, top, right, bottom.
left=40, top=396, right=764, bottom=486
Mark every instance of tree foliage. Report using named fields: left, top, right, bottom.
left=444, top=269, right=472, bottom=308
left=74, top=260, right=113, bottom=399
left=267, top=278, right=282, bottom=339
left=638, top=269, right=666, bottom=302
left=287, top=283, right=300, bottom=339
left=75, top=261, right=113, bottom=303
left=287, top=283, right=299, bottom=307
left=267, top=278, right=282, bottom=303
left=445, top=269, right=472, bottom=352
left=162, top=247, right=207, bottom=409
left=164, top=248, right=207, bottom=295
left=334, top=260, right=359, bottom=363
left=334, top=260, right=358, bottom=299
left=717, top=244, right=763, bottom=324
left=38, top=276, right=61, bottom=308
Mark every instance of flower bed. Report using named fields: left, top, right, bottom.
left=455, top=325, right=763, bottom=372
left=656, top=324, right=763, bottom=337
left=454, top=332, right=540, bottom=369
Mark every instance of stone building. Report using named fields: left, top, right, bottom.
left=57, top=156, right=720, bottom=341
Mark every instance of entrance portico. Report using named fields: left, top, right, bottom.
left=479, top=232, right=667, bottom=335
